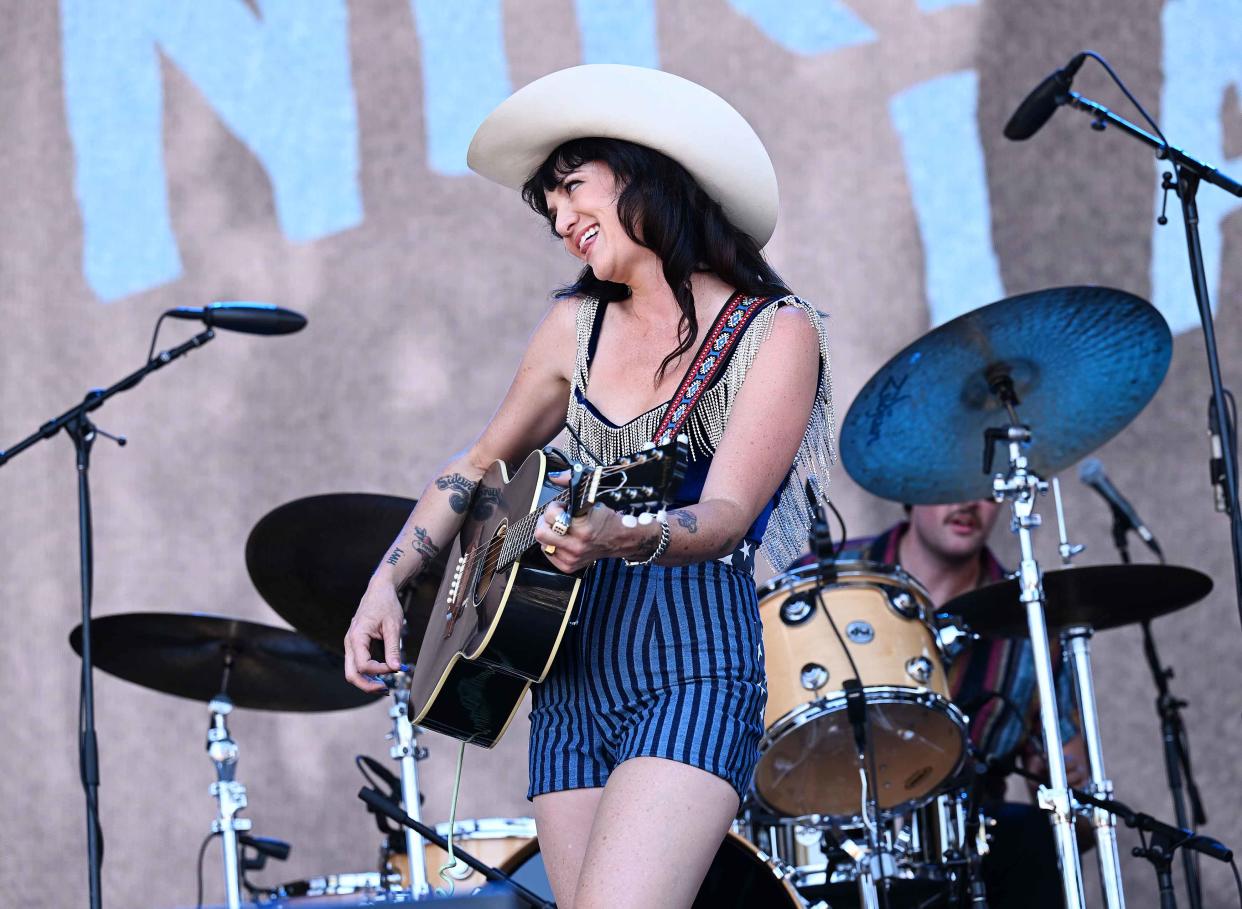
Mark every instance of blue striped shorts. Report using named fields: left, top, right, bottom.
left=528, top=557, right=767, bottom=802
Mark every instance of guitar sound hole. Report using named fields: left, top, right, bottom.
left=471, top=522, right=507, bottom=606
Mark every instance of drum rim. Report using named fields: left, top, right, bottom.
left=433, top=815, right=538, bottom=839
left=758, top=560, right=934, bottom=606
left=752, top=693, right=969, bottom=823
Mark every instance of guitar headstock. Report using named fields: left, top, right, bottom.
left=576, top=434, right=688, bottom=520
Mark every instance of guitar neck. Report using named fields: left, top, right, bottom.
left=497, top=489, right=573, bottom=569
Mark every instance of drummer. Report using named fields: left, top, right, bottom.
left=802, top=499, right=1091, bottom=907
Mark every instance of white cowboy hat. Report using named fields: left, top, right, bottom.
left=467, top=64, right=779, bottom=246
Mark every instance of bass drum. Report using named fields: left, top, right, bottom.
left=500, top=831, right=800, bottom=907
left=755, top=561, right=967, bottom=821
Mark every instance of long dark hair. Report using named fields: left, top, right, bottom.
left=521, top=138, right=789, bottom=384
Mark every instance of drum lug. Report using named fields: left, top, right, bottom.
left=800, top=662, right=830, bottom=692
left=905, top=656, right=934, bottom=684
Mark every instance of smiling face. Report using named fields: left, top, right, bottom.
left=542, top=160, right=648, bottom=284
left=907, top=500, right=1003, bottom=565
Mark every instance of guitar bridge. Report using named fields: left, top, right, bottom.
left=445, top=554, right=468, bottom=607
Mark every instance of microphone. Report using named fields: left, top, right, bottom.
left=1003, top=53, right=1087, bottom=141
left=165, top=302, right=307, bottom=336
left=1208, top=400, right=1229, bottom=513
left=1078, top=458, right=1163, bottom=558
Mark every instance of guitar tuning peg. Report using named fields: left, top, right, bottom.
left=621, top=514, right=639, bottom=528
left=637, top=512, right=655, bottom=525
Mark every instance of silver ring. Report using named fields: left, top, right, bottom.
left=551, top=512, right=571, bottom=536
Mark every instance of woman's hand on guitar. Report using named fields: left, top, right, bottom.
left=534, top=499, right=641, bottom=573
left=344, top=578, right=405, bottom=693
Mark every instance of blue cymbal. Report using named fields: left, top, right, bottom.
left=841, top=286, right=1172, bottom=504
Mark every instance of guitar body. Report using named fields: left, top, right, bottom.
left=409, top=450, right=582, bottom=747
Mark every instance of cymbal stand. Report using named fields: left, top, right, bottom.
left=206, top=687, right=251, bottom=909
left=1054, top=479, right=1128, bottom=906
left=983, top=380, right=1085, bottom=909
left=387, top=670, right=430, bottom=899
left=1062, top=623, right=1127, bottom=909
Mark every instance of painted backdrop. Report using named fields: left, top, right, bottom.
left=2, top=1, right=1240, bottom=906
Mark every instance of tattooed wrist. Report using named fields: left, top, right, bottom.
left=412, top=525, right=440, bottom=561
left=385, top=547, right=405, bottom=567
left=670, top=509, right=699, bottom=534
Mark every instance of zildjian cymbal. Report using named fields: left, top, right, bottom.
left=840, top=286, right=1172, bottom=504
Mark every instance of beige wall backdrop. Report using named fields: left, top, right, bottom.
left=2, top=1, right=1240, bottom=906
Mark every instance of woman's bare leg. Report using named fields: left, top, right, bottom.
left=532, top=787, right=604, bottom=909
left=573, top=757, right=739, bottom=909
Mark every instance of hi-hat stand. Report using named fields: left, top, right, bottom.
left=982, top=377, right=1086, bottom=909
left=206, top=690, right=251, bottom=909
left=386, top=669, right=431, bottom=899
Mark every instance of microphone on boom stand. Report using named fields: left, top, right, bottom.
left=1003, top=53, right=1088, bottom=141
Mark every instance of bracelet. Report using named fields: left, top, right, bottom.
left=623, top=517, right=670, bottom=567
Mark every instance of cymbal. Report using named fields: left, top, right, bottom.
left=69, top=613, right=382, bottom=711
left=840, top=287, right=1172, bottom=503
left=937, top=564, right=1213, bottom=637
left=245, top=493, right=445, bottom=656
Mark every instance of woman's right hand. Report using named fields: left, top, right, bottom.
left=344, top=576, right=405, bottom=693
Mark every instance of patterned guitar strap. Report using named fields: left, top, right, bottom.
left=649, top=292, right=775, bottom=573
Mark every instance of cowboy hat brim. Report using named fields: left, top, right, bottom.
left=467, top=64, right=779, bottom=247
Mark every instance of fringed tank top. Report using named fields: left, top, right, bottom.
left=563, top=291, right=836, bottom=570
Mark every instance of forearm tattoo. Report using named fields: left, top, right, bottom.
left=385, top=547, right=405, bottom=567
left=670, top=509, right=699, bottom=534
left=435, top=473, right=478, bottom=514
left=412, top=525, right=439, bottom=561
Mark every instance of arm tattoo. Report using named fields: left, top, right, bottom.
left=434, top=473, right=478, bottom=514
left=670, top=509, right=699, bottom=534
left=385, top=547, right=405, bottom=567
left=412, top=525, right=440, bottom=561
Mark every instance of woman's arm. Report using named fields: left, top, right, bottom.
left=533, top=304, right=821, bottom=568
left=344, top=299, right=578, bottom=690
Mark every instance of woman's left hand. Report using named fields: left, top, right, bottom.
left=533, top=499, right=629, bottom=573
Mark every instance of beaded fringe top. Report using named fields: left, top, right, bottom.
left=564, top=294, right=836, bottom=571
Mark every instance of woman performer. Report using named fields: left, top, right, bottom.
left=345, top=64, right=835, bottom=909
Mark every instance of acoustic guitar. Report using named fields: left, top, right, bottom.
left=408, top=438, right=686, bottom=746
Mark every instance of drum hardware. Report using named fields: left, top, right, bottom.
left=1051, top=477, right=1086, bottom=566
left=982, top=390, right=1087, bottom=909
left=382, top=669, right=432, bottom=899
left=359, top=787, right=556, bottom=909
left=207, top=692, right=251, bottom=909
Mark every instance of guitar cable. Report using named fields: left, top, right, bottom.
left=434, top=741, right=468, bottom=897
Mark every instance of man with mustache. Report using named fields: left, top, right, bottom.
left=811, top=500, right=1090, bottom=908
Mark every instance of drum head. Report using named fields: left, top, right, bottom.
left=754, top=693, right=967, bottom=820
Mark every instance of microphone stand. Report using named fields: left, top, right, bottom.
left=0, top=327, right=216, bottom=909
left=1059, top=86, right=1242, bottom=637
left=1109, top=515, right=1205, bottom=909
